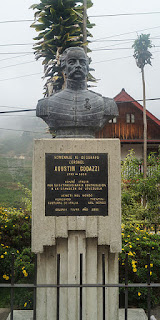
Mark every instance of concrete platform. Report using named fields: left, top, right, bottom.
left=6, top=310, right=33, bottom=320
left=0, top=308, right=10, bottom=320
left=5, top=309, right=150, bottom=320
left=119, top=308, right=148, bottom=320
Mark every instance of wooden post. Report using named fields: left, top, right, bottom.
left=142, top=67, right=147, bottom=180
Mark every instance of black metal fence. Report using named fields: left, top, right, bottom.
left=0, top=253, right=160, bottom=320
left=122, top=163, right=159, bottom=179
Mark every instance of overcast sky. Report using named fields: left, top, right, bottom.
left=0, top=0, right=160, bottom=124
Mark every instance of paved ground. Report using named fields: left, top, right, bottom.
left=0, top=309, right=10, bottom=320
left=6, top=310, right=33, bottom=320
left=151, top=307, right=160, bottom=320
left=0, top=308, right=159, bottom=320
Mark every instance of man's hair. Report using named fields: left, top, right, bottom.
left=60, top=47, right=89, bottom=71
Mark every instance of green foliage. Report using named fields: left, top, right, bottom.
left=132, top=33, right=153, bottom=69
left=0, top=185, right=31, bottom=210
left=121, top=150, right=160, bottom=224
left=17, top=183, right=32, bottom=213
left=0, top=207, right=31, bottom=251
left=0, top=155, right=32, bottom=209
left=119, top=223, right=160, bottom=309
left=0, top=206, right=34, bottom=309
left=121, top=150, right=160, bottom=309
left=30, top=0, right=94, bottom=94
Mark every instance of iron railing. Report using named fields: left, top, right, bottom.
left=0, top=253, right=159, bottom=320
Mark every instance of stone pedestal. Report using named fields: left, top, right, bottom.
left=32, top=139, right=121, bottom=320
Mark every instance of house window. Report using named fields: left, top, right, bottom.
left=126, top=113, right=135, bottom=123
left=109, top=117, right=117, bottom=123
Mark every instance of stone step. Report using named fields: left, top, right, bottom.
left=119, top=308, right=148, bottom=320
left=4, top=308, right=151, bottom=320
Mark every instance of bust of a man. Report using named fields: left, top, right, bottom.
left=36, top=47, right=118, bottom=138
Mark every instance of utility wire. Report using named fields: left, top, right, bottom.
left=91, top=37, right=160, bottom=43
left=2, top=45, right=160, bottom=55
left=0, top=127, right=47, bottom=133
left=92, top=46, right=160, bottom=52
left=0, top=72, right=43, bottom=82
left=0, top=109, right=36, bottom=114
left=0, top=53, right=33, bottom=62
left=91, top=50, right=160, bottom=64
left=0, top=36, right=159, bottom=48
left=92, top=47, right=132, bottom=51
left=93, top=25, right=160, bottom=42
left=1, top=115, right=37, bottom=118
left=89, top=11, right=160, bottom=18
left=0, top=20, right=33, bottom=24
left=0, top=106, right=33, bottom=109
left=0, top=52, right=33, bottom=55
left=0, top=47, right=160, bottom=80
left=0, top=46, right=159, bottom=71
left=91, top=55, right=133, bottom=64
left=0, top=60, right=36, bottom=70
left=0, top=12, right=160, bottom=23
left=0, top=43, right=34, bottom=47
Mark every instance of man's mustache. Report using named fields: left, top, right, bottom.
left=68, top=67, right=86, bottom=76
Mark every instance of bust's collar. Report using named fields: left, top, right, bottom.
left=66, top=79, right=87, bottom=90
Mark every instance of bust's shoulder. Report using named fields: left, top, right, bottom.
left=49, top=89, right=74, bottom=102
left=88, top=89, right=102, bottom=97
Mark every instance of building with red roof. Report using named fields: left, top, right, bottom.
left=97, top=89, right=160, bottom=159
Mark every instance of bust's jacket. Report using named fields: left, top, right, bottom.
left=36, top=84, right=118, bottom=133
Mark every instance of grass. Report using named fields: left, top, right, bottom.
left=0, top=157, right=32, bottom=209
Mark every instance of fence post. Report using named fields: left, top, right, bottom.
left=80, top=254, right=83, bottom=320
left=33, top=254, right=37, bottom=320
left=10, top=253, right=14, bottom=320
left=102, top=254, right=106, bottom=320
left=147, top=253, right=151, bottom=320
left=154, top=224, right=157, bottom=234
left=57, top=254, right=60, bottom=320
left=125, top=253, right=128, bottom=320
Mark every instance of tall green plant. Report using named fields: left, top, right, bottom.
left=132, top=34, right=153, bottom=180
left=30, top=0, right=94, bottom=95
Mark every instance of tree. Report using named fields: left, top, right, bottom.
left=30, top=0, right=94, bottom=95
left=132, top=34, right=153, bottom=180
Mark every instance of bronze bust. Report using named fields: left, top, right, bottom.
left=36, top=47, right=118, bottom=138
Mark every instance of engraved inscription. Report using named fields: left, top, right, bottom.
left=45, top=153, right=108, bottom=216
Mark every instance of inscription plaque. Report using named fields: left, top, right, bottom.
left=45, top=153, right=108, bottom=216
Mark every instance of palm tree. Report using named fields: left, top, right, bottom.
left=132, top=34, right=153, bottom=179
left=30, top=0, right=94, bottom=95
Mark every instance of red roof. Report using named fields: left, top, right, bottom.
left=114, top=88, right=160, bottom=126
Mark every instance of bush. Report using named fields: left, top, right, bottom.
left=119, top=223, right=160, bottom=309
left=121, top=150, right=160, bottom=224
left=0, top=206, right=34, bottom=309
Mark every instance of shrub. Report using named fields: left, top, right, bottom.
left=0, top=206, right=34, bottom=309
left=119, top=223, right=160, bottom=309
left=121, top=150, right=160, bottom=224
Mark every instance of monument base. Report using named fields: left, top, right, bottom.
left=36, top=232, right=118, bottom=320
left=6, top=308, right=148, bottom=320
left=119, top=309, right=148, bottom=320
left=32, top=138, right=121, bottom=320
